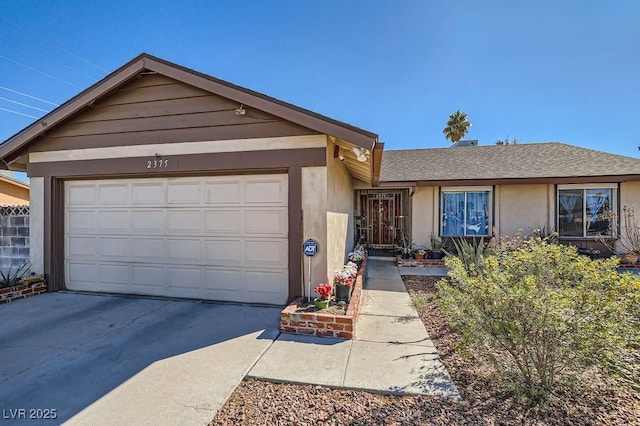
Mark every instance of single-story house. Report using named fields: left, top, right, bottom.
left=0, top=173, right=29, bottom=205
left=0, top=53, right=638, bottom=304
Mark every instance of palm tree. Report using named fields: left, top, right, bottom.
left=443, top=110, right=472, bottom=143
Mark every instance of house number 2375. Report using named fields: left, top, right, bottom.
left=147, top=159, right=169, bottom=169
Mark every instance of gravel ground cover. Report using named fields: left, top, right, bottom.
left=212, top=276, right=640, bottom=425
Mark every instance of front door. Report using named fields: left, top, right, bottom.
left=368, top=195, right=395, bottom=247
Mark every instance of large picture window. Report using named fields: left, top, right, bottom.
left=557, top=185, right=617, bottom=237
left=441, top=188, right=491, bottom=237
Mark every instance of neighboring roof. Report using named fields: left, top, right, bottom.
left=0, top=53, right=378, bottom=164
left=380, top=143, right=640, bottom=183
left=0, top=174, right=29, bottom=190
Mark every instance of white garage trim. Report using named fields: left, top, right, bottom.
left=65, top=174, right=289, bottom=304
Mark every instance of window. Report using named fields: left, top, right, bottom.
left=557, top=184, right=617, bottom=238
left=441, top=188, right=491, bottom=237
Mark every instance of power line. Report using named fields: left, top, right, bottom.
left=0, top=86, right=59, bottom=106
left=0, top=107, right=37, bottom=119
left=0, top=18, right=108, bottom=73
left=0, top=35, right=98, bottom=80
left=0, top=96, right=50, bottom=112
left=0, top=54, right=83, bottom=88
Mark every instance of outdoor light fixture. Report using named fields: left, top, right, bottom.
left=234, top=104, right=246, bottom=115
left=352, top=147, right=369, bottom=162
left=338, top=148, right=345, bottom=161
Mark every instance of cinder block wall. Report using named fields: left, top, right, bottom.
left=0, top=206, right=30, bottom=275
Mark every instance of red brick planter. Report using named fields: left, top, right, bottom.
left=280, top=257, right=366, bottom=339
left=0, top=275, right=47, bottom=304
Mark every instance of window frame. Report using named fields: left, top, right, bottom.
left=440, top=186, right=493, bottom=237
left=556, top=183, right=618, bottom=239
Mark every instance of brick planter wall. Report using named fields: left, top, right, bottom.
left=280, top=257, right=366, bottom=339
left=0, top=275, right=47, bottom=304
left=396, top=257, right=446, bottom=267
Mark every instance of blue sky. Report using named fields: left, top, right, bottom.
left=1, top=0, right=639, bottom=182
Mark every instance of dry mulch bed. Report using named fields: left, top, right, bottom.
left=295, top=299, right=348, bottom=316
left=212, top=276, right=640, bottom=425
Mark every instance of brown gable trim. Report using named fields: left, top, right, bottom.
left=28, top=147, right=326, bottom=178
left=1, top=53, right=378, bottom=165
left=378, top=174, right=640, bottom=187
left=371, top=142, right=384, bottom=186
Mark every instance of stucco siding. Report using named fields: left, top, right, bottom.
left=29, top=177, right=44, bottom=274
left=301, top=166, right=328, bottom=294
left=618, top=181, right=640, bottom=254
left=496, top=184, right=551, bottom=236
left=326, top=141, right=355, bottom=281
left=411, top=187, right=436, bottom=248
left=0, top=181, right=29, bottom=205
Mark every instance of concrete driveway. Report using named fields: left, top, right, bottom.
left=0, top=292, right=280, bottom=425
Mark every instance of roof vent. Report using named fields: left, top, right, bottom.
left=450, top=139, right=478, bottom=148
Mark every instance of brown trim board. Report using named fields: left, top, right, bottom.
left=378, top=174, right=640, bottom=188
left=40, top=148, right=324, bottom=299
left=29, top=147, right=326, bottom=178
left=288, top=166, right=303, bottom=302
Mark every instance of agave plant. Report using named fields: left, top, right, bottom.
left=444, top=237, right=492, bottom=275
left=0, top=263, right=30, bottom=288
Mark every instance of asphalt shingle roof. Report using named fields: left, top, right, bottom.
left=380, top=142, right=640, bottom=182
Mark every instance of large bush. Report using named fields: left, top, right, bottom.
left=437, top=238, right=640, bottom=399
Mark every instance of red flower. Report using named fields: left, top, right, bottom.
left=313, top=282, right=333, bottom=300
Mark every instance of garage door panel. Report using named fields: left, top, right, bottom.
left=67, top=236, right=96, bottom=258
left=204, top=210, right=241, bottom=233
left=67, top=262, right=98, bottom=289
left=65, top=174, right=288, bottom=304
left=204, top=239, right=242, bottom=265
left=132, top=182, right=165, bottom=205
left=98, top=210, right=130, bottom=232
left=132, top=265, right=165, bottom=288
left=131, top=210, right=165, bottom=234
left=167, top=267, right=202, bottom=290
left=167, top=181, right=201, bottom=204
left=67, top=184, right=97, bottom=206
left=204, top=181, right=242, bottom=204
left=244, top=240, right=288, bottom=268
left=131, top=238, right=164, bottom=261
left=245, top=270, right=287, bottom=295
left=99, top=237, right=130, bottom=259
left=244, top=177, right=287, bottom=205
left=203, top=269, right=244, bottom=291
left=100, top=264, right=130, bottom=285
left=98, top=183, right=130, bottom=205
left=244, top=209, right=287, bottom=236
left=167, top=239, right=202, bottom=263
left=67, top=211, right=97, bottom=234
left=167, top=210, right=202, bottom=234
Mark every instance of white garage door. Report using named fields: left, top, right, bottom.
left=65, top=175, right=289, bottom=304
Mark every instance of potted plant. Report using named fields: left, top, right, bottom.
left=394, top=236, right=413, bottom=259
left=429, top=234, right=444, bottom=259
left=334, top=265, right=355, bottom=303
left=313, top=282, right=332, bottom=309
left=347, top=248, right=365, bottom=267
left=414, top=249, right=427, bottom=260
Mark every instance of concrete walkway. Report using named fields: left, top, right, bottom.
left=249, top=258, right=460, bottom=398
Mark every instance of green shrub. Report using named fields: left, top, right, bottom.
left=443, top=237, right=493, bottom=275
left=437, top=239, right=640, bottom=400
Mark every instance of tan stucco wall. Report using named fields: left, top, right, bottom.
left=411, top=187, right=437, bottom=248
left=301, top=166, right=328, bottom=296
left=496, top=184, right=553, bottom=236
left=29, top=177, right=44, bottom=274
left=326, top=142, right=355, bottom=281
left=0, top=180, right=29, bottom=205
left=618, top=181, right=640, bottom=254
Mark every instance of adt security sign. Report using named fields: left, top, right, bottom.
left=303, top=239, right=319, bottom=257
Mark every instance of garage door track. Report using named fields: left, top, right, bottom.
left=0, top=293, right=280, bottom=425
